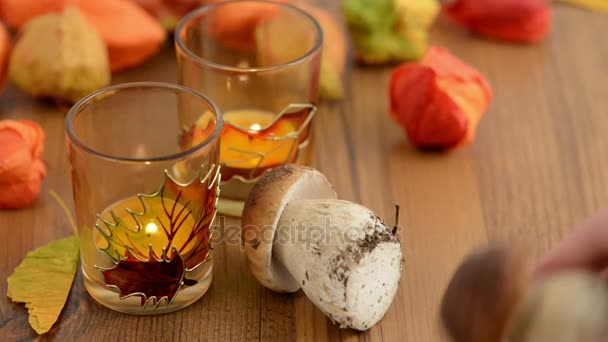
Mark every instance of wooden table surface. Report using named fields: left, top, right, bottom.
left=2, top=3, right=608, bottom=341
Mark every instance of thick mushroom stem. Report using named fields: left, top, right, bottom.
left=272, top=198, right=403, bottom=331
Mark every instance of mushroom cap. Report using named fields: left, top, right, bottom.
left=440, top=246, right=532, bottom=342
left=509, top=271, right=608, bottom=342
left=241, top=164, right=337, bottom=292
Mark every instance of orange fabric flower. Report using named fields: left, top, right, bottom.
left=0, top=120, right=46, bottom=209
left=389, top=46, right=492, bottom=150
left=444, top=0, right=551, bottom=43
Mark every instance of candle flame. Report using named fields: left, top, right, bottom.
left=249, top=123, right=262, bottom=132
left=145, top=222, right=158, bottom=234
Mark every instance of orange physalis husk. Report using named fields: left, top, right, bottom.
left=0, top=0, right=166, bottom=71
left=207, top=0, right=289, bottom=52
left=0, top=120, right=46, bottom=209
left=256, top=2, right=347, bottom=100
left=444, top=0, right=551, bottom=43
left=130, top=0, right=206, bottom=31
left=389, top=46, right=492, bottom=150
left=0, top=23, right=10, bottom=91
left=8, top=7, right=110, bottom=103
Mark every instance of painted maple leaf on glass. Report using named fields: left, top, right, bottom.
left=94, top=164, right=220, bottom=308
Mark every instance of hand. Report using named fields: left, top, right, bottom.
left=537, top=210, right=608, bottom=277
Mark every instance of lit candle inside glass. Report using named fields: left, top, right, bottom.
left=185, top=107, right=311, bottom=183
left=145, top=222, right=158, bottom=234
left=220, top=109, right=297, bottom=171
left=94, top=196, right=198, bottom=259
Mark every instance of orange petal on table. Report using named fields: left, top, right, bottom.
left=389, top=46, right=492, bottom=150
left=0, top=120, right=46, bottom=209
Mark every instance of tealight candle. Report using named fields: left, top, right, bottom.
left=94, top=196, right=199, bottom=260
left=221, top=109, right=297, bottom=179
left=187, top=108, right=312, bottom=182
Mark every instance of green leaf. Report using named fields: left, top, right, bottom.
left=7, top=236, right=79, bottom=334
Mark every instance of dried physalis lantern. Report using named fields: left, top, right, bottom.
left=342, top=0, right=440, bottom=64
left=207, top=0, right=289, bottom=52
left=130, top=0, right=205, bottom=31
left=299, top=3, right=347, bottom=100
left=0, top=23, right=10, bottom=90
left=0, top=0, right=166, bottom=72
left=389, top=46, right=492, bottom=150
left=8, top=6, right=110, bottom=103
left=441, top=246, right=608, bottom=342
left=443, top=0, right=551, bottom=43
left=242, top=164, right=403, bottom=330
left=258, top=2, right=348, bottom=100
left=0, top=120, right=46, bottom=209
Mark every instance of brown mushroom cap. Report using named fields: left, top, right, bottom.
left=440, top=246, right=532, bottom=342
left=241, top=164, right=337, bottom=293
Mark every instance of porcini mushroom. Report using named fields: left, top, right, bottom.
left=509, top=271, right=608, bottom=342
left=441, top=246, right=608, bottom=342
left=242, top=164, right=403, bottom=331
left=440, top=247, right=532, bottom=342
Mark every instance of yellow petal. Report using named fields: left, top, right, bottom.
left=7, top=236, right=79, bottom=334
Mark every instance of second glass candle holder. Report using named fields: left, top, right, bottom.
left=175, top=0, right=323, bottom=216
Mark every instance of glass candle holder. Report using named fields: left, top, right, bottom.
left=66, top=82, right=223, bottom=315
left=175, top=0, right=323, bottom=216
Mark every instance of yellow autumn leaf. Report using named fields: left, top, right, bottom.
left=7, top=236, right=79, bottom=334
left=557, top=0, right=608, bottom=12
